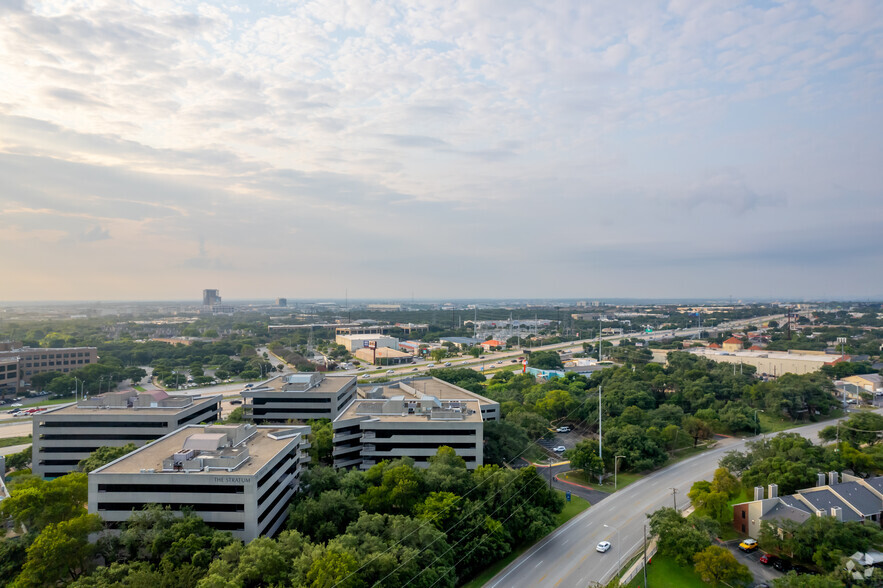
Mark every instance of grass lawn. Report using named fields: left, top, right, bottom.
left=627, top=554, right=709, bottom=588
left=665, top=444, right=710, bottom=466
left=0, top=435, right=32, bottom=449
left=133, top=385, right=146, bottom=392
left=459, top=489, right=589, bottom=588
left=561, top=469, right=644, bottom=493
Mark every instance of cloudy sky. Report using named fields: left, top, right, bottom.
left=1, top=0, right=881, bottom=302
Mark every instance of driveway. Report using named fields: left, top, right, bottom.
left=722, top=540, right=783, bottom=585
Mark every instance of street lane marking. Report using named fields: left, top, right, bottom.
left=533, top=561, right=543, bottom=569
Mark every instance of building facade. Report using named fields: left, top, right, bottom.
left=88, top=423, right=310, bottom=542
left=242, top=373, right=357, bottom=423
left=33, top=391, right=220, bottom=478
left=335, top=334, right=399, bottom=352
left=0, top=345, right=98, bottom=394
left=332, top=377, right=500, bottom=470
left=0, top=357, right=20, bottom=399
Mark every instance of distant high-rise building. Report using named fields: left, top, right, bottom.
left=276, top=298, right=287, bottom=307
left=203, top=289, right=221, bottom=306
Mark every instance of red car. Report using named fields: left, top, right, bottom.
left=759, top=553, right=779, bottom=565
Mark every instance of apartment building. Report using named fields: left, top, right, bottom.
left=734, top=472, right=883, bottom=539
left=332, top=377, right=500, bottom=470
left=242, top=373, right=357, bottom=423
left=33, top=391, right=220, bottom=478
left=88, top=423, right=310, bottom=541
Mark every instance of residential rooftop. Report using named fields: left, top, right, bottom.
left=95, top=424, right=308, bottom=476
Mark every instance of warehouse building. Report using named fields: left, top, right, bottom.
left=334, top=334, right=399, bottom=352
left=32, top=391, right=221, bottom=478
left=242, top=373, right=357, bottom=423
left=88, top=423, right=310, bottom=541
left=332, top=377, right=500, bottom=470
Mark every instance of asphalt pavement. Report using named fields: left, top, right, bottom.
left=486, top=413, right=865, bottom=588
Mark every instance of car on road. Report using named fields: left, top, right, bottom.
left=596, top=541, right=611, bottom=553
left=557, top=426, right=571, bottom=433
left=411, top=367, right=418, bottom=371
left=229, top=400, right=242, bottom=405
left=759, top=553, right=778, bottom=565
left=243, top=384, right=253, bottom=389
left=444, top=362, right=452, bottom=367
left=386, top=369, right=395, bottom=374
left=360, top=374, right=370, bottom=379
left=553, top=445, right=566, bottom=453
left=427, top=363, right=435, bottom=368
left=738, top=539, right=759, bottom=552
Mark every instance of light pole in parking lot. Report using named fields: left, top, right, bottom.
left=604, top=523, right=621, bottom=572
left=614, top=455, right=625, bottom=489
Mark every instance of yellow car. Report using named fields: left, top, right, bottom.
left=739, top=538, right=759, bottom=552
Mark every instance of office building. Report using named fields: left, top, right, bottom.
left=332, top=377, right=500, bottom=470
left=33, top=391, right=220, bottom=478
left=242, top=373, right=357, bottom=423
left=335, top=334, right=399, bottom=352
left=203, top=289, right=222, bottom=306
left=88, top=423, right=310, bottom=541
left=0, top=345, right=98, bottom=393
left=0, top=356, right=19, bottom=399
left=353, top=346, right=413, bottom=365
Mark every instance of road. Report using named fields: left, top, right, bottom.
left=487, top=414, right=861, bottom=588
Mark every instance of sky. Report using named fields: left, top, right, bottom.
left=1, top=0, right=881, bottom=302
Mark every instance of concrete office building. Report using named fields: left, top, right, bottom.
left=335, top=334, right=399, bottom=352
left=0, top=345, right=98, bottom=393
left=242, top=373, right=357, bottom=423
left=33, top=391, right=221, bottom=478
left=332, top=377, right=500, bottom=470
left=88, top=423, right=310, bottom=541
left=354, top=346, right=413, bottom=366
left=670, top=347, right=849, bottom=376
left=0, top=356, right=20, bottom=398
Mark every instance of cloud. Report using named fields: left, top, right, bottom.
left=80, top=226, right=110, bottom=242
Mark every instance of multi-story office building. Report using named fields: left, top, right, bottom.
left=88, top=423, right=310, bottom=541
left=0, top=345, right=98, bottom=393
left=242, top=373, right=357, bottom=424
left=332, top=377, right=500, bottom=470
left=335, top=334, right=400, bottom=352
left=33, top=391, right=221, bottom=478
left=0, top=357, right=19, bottom=399
left=202, top=289, right=222, bottom=306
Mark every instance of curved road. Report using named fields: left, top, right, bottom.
left=487, top=414, right=863, bottom=588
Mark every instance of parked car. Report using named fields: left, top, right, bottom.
left=738, top=539, right=759, bottom=552
left=596, top=541, right=611, bottom=553
left=792, top=564, right=817, bottom=575
left=557, top=426, right=572, bottom=433
left=229, top=400, right=242, bottom=405
left=772, top=558, right=792, bottom=572
left=759, top=553, right=778, bottom=565
left=553, top=445, right=566, bottom=453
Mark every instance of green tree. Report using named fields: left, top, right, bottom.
left=308, top=419, right=334, bottom=464
left=5, top=446, right=31, bottom=471
left=0, top=473, right=88, bottom=532
left=13, top=514, right=104, bottom=586
left=483, top=421, right=530, bottom=465
left=772, top=572, right=844, bottom=588
left=710, top=467, right=741, bottom=499
left=648, top=507, right=718, bottom=567
left=693, top=545, right=752, bottom=586
left=527, top=351, right=563, bottom=370
left=567, top=440, right=604, bottom=480
left=77, top=444, right=137, bottom=473
left=288, top=490, right=361, bottom=543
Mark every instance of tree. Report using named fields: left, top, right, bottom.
left=430, top=348, right=449, bottom=362
left=0, top=473, right=88, bottom=532
left=78, top=444, right=137, bottom=473
left=288, top=490, right=361, bottom=543
left=772, top=572, right=843, bottom=587
left=648, top=507, right=718, bottom=567
left=567, top=440, right=604, bottom=480
left=5, top=446, right=31, bottom=471
left=308, top=419, right=334, bottom=464
left=13, top=513, right=104, bottom=586
left=820, top=412, right=883, bottom=448
left=693, top=545, right=752, bottom=586
left=527, top=351, right=563, bottom=370
left=710, top=467, right=741, bottom=499
left=483, top=421, right=530, bottom=465
left=682, top=416, right=713, bottom=447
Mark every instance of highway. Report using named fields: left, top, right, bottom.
left=487, top=415, right=860, bottom=588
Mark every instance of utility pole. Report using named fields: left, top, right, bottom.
left=671, top=487, right=678, bottom=510
left=598, top=317, right=602, bottom=362
left=643, top=524, right=648, bottom=588
left=598, top=385, right=603, bottom=484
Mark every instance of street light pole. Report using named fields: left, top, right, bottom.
left=598, top=385, right=603, bottom=485
left=615, top=455, right=625, bottom=490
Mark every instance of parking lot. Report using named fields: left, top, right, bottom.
left=723, top=540, right=783, bottom=585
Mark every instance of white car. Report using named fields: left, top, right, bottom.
left=596, top=541, right=611, bottom=553
left=553, top=445, right=566, bottom=453
left=557, top=426, right=571, bottom=433
left=386, top=369, right=395, bottom=374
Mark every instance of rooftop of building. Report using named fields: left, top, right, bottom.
left=797, top=488, right=863, bottom=522
left=43, top=392, right=220, bottom=417
left=689, top=347, right=848, bottom=362
left=336, top=333, right=398, bottom=340
left=354, top=347, right=412, bottom=358
left=845, top=374, right=883, bottom=384
left=93, top=423, right=309, bottom=476
left=243, top=373, right=355, bottom=396
left=335, top=377, right=495, bottom=423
